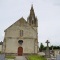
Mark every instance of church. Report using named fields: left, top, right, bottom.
left=2, top=5, right=38, bottom=55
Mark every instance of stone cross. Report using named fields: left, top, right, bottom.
left=46, top=40, right=50, bottom=48
left=45, top=40, right=50, bottom=58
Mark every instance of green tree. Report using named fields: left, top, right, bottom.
left=39, top=43, right=44, bottom=52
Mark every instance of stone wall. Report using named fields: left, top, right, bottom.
left=5, top=38, right=38, bottom=54
left=0, top=45, right=2, bottom=52
left=3, top=19, right=38, bottom=54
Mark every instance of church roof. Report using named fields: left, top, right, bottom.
left=4, top=17, right=27, bottom=32
left=4, top=17, right=37, bottom=33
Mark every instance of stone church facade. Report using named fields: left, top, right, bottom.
left=2, top=5, right=38, bottom=55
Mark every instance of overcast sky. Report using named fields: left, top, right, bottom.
left=0, top=0, right=60, bottom=46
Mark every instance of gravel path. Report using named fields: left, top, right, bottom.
left=15, top=56, right=27, bottom=60
left=0, top=54, right=5, bottom=60
left=47, top=58, right=56, bottom=60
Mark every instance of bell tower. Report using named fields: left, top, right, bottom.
left=27, top=5, right=38, bottom=28
left=27, top=5, right=38, bottom=53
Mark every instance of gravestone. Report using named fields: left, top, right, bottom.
left=45, top=40, right=50, bottom=58
left=50, top=46, right=54, bottom=57
left=0, top=54, right=5, bottom=60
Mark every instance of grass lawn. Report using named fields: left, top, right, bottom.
left=28, top=55, right=47, bottom=60
left=5, top=55, right=15, bottom=59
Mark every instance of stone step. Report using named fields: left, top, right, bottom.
left=15, top=56, right=27, bottom=60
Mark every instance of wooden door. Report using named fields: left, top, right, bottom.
left=18, top=47, right=23, bottom=56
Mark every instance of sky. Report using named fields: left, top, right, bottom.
left=0, top=0, right=60, bottom=46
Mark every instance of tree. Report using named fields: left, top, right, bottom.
left=39, top=43, right=44, bottom=52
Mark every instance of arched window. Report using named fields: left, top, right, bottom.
left=20, top=30, right=23, bottom=36
left=32, top=21, right=33, bottom=24
left=32, top=17, right=34, bottom=20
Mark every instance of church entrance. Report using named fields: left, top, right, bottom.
left=18, top=47, right=23, bottom=56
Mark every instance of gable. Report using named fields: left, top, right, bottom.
left=5, top=17, right=37, bottom=32
left=4, top=17, right=27, bottom=32
left=4, top=17, right=37, bottom=38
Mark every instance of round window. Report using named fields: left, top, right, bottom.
left=18, top=40, right=23, bottom=45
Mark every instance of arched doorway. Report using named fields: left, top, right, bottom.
left=18, top=47, right=23, bottom=56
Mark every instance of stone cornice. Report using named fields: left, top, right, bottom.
left=5, top=37, right=37, bottom=39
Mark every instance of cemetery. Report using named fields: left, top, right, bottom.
left=0, top=40, right=60, bottom=60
